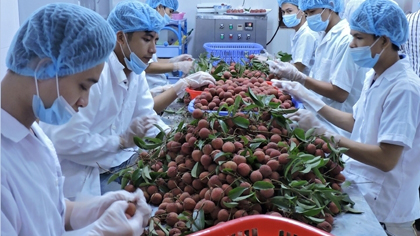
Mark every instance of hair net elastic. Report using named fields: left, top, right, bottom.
left=298, top=0, right=344, bottom=13
left=146, top=0, right=179, bottom=11
left=6, top=3, right=116, bottom=80
left=278, top=0, right=300, bottom=7
left=350, top=0, right=408, bottom=47
left=107, top=1, right=166, bottom=34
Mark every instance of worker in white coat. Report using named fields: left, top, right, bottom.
left=266, top=0, right=369, bottom=138
left=41, top=1, right=214, bottom=200
left=145, top=0, right=194, bottom=93
left=274, top=0, right=420, bottom=235
left=277, top=0, right=320, bottom=75
left=1, top=3, right=151, bottom=235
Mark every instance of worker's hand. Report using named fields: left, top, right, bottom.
left=69, top=189, right=147, bottom=230
left=120, top=116, right=159, bottom=148
left=172, top=71, right=216, bottom=98
left=150, top=84, right=173, bottom=97
left=267, top=60, right=307, bottom=84
left=255, top=55, right=268, bottom=61
left=272, top=80, right=326, bottom=113
left=86, top=200, right=147, bottom=236
left=169, top=54, right=193, bottom=62
left=285, top=109, right=340, bottom=142
left=173, top=61, right=194, bottom=74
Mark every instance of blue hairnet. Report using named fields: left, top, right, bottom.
left=278, top=0, right=300, bottom=7
left=146, top=0, right=179, bottom=11
left=107, top=1, right=166, bottom=33
left=350, top=0, right=408, bottom=47
left=298, top=0, right=344, bottom=13
left=6, top=3, right=116, bottom=80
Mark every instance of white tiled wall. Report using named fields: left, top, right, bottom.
left=126, top=0, right=294, bottom=56
left=0, top=0, right=20, bottom=80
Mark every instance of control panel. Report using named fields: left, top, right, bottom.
left=215, top=19, right=258, bottom=42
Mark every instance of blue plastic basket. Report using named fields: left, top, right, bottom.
left=188, top=98, right=303, bottom=116
left=203, top=42, right=264, bottom=66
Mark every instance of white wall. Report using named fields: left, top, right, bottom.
left=0, top=0, right=20, bottom=79
left=126, top=0, right=295, bottom=56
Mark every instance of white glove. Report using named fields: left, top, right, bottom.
left=255, top=55, right=268, bottom=61
left=150, top=84, right=173, bottom=97
left=86, top=200, right=147, bottom=236
left=173, top=71, right=216, bottom=98
left=285, top=109, right=340, bottom=142
left=70, top=189, right=149, bottom=230
left=120, top=116, right=159, bottom=148
left=173, top=61, right=194, bottom=74
left=169, top=54, right=193, bottom=63
left=266, top=60, right=307, bottom=84
left=272, top=80, right=326, bottom=113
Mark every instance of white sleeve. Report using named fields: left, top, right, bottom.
left=133, top=73, right=170, bottom=137
left=1, top=170, right=19, bottom=236
left=293, top=32, right=317, bottom=68
left=329, top=38, right=360, bottom=93
left=378, top=80, right=420, bottom=148
left=41, top=72, right=120, bottom=168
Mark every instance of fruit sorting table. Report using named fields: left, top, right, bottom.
left=160, top=101, right=387, bottom=236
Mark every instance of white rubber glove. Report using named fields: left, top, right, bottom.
left=120, top=116, right=159, bottom=148
left=173, top=61, right=194, bottom=74
left=285, top=109, right=340, bottom=142
left=266, top=60, right=307, bottom=84
left=255, top=55, right=268, bottom=61
left=272, top=80, right=326, bottom=113
left=150, top=84, right=173, bottom=97
left=70, top=190, right=148, bottom=230
left=169, top=54, right=193, bottom=62
left=172, top=71, right=216, bottom=98
left=86, top=200, right=146, bottom=236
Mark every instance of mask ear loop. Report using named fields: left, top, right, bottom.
left=33, top=58, right=52, bottom=97
left=55, top=74, right=60, bottom=98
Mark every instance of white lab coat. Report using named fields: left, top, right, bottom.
left=343, top=57, right=420, bottom=223
left=1, top=109, right=66, bottom=236
left=290, top=22, right=320, bottom=76
left=41, top=52, right=169, bottom=200
left=145, top=53, right=169, bottom=89
left=309, top=19, right=369, bottom=137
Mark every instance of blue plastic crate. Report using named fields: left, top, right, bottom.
left=203, top=42, right=264, bottom=66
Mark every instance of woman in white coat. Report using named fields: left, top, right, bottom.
left=275, top=0, right=420, bottom=235
left=41, top=1, right=215, bottom=200
left=267, top=0, right=370, bottom=138
left=1, top=3, right=150, bottom=235
left=277, top=0, right=320, bottom=75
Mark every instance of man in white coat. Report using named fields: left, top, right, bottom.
left=41, top=1, right=215, bottom=200
left=275, top=0, right=420, bottom=235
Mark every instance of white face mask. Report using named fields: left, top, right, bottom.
left=120, top=33, right=149, bottom=74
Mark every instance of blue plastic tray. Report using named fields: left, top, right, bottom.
left=203, top=42, right=264, bottom=66
left=188, top=97, right=303, bottom=116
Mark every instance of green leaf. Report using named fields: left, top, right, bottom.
left=153, top=124, right=165, bottom=134
left=134, top=137, right=146, bottom=149
left=137, top=159, right=144, bottom=169
left=262, top=95, right=275, bottom=106
left=197, top=140, right=205, bottom=150
left=290, top=180, right=308, bottom=188
left=232, top=93, right=243, bottom=114
left=143, top=165, right=152, bottom=180
left=191, top=209, right=205, bottom=232
left=107, top=173, right=120, bottom=184
left=293, top=128, right=306, bottom=141
left=155, top=131, right=165, bottom=141
left=191, top=162, right=200, bottom=178
left=343, top=204, right=363, bottom=214
left=212, top=65, right=224, bottom=75
left=222, top=201, right=239, bottom=208
left=118, top=168, right=131, bottom=177
left=247, top=87, right=264, bottom=107
left=305, top=216, right=325, bottom=224
left=120, top=177, right=129, bottom=189
left=228, top=186, right=248, bottom=200
left=270, top=196, right=291, bottom=210
left=232, top=193, right=255, bottom=201
left=158, top=184, right=170, bottom=193
left=249, top=142, right=262, bottom=150
left=253, top=181, right=274, bottom=190
left=176, top=120, right=185, bottom=132
left=305, top=128, right=316, bottom=140
left=156, top=222, right=170, bottom=235
left=218, top=119, right=229, bottom=134
left=214, top=151, right=231, bottom=161
left=131, top=169, right=142, bottom=183
left=243, top=104, right=259, bottom=111
left=240, top=136, right=249, bottom=145
left=232, top=116, right=250, bottom=129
